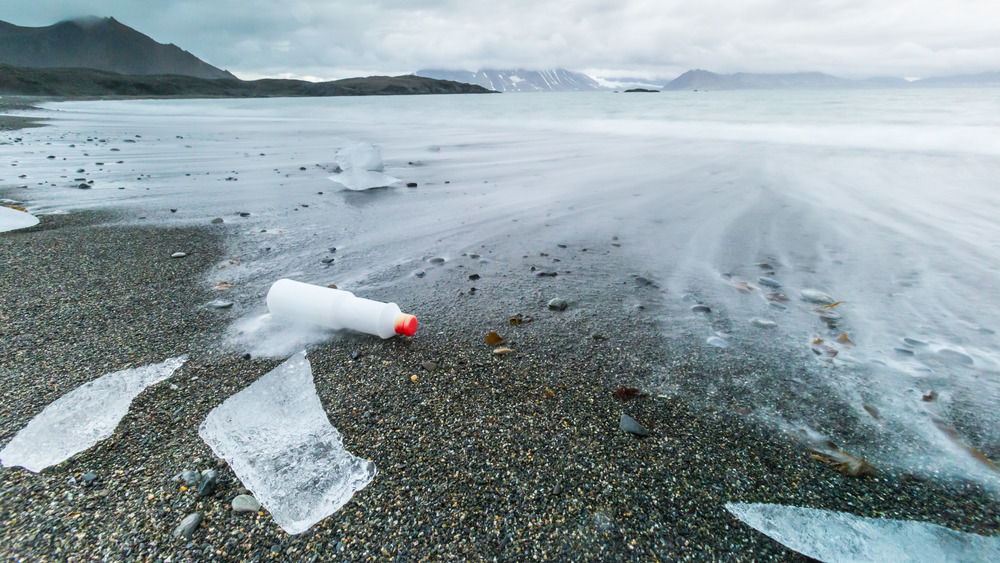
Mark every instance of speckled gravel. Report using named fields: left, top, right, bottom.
left=1, top=210, right=998, bottom=562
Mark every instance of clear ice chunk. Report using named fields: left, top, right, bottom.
left=198, top=351, right=375, bottom=535
left=328, top=142, right=400, bottom=191
left=0, top=356, right=186, bottom=472
left=0, top=206, right=40, bottom=233
left=726, top=502, right=1000, bottom=562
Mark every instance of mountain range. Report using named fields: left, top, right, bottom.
left=415, top=69, right=602, bottom=92
left=662, top=69, right=1000, bottom=90
left=0, top=17, right=235, bottom=79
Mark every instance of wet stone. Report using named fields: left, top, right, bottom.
left=173, top=512, right=203, bottom=540
left=937, top=348, right=974, bottom=366
left=548, top=298, right=569, bottom=311
left=707, top=336, right=729, bottom=348
left=750, top=318, right=777, bottom=328
left=207, top=299, right=233, bottom=309
left=197, top=469, right=219, bottom=497
left=620, top=414, right=650, bottom=437
left=171, top=252, right=187, bottom=258
left=210, top=217, right=224, bottom=224
left=801, top=289, right=835, bottom=305
left=691, top=305, right=711, bottom=314
left=758, top=277, right=781, bottom=288
left=231, top=494, right=261, bottom=513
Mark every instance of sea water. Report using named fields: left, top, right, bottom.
left=3, top=90, right=999, bottom=491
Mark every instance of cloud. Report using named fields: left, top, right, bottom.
left=3, top=0, right=998, bottom=80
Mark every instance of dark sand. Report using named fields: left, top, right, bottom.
left=1, top=208, right=998, bottom=562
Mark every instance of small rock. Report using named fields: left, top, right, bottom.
left=468, top=274, right=480, bottom=281
left=171, top=252, right=187, bottom=258
left=170, top=208, right=178, bottom=213
left=801, top=289, right=835, bottom=304
left=231, top=494, right=261, bottom=513
left=207, top=299, right=233, bottom=309
left=321, top=257, right=335, bottom=264
left=620, top=414, right=650, bottom=437
left=707, top=336, right=729, bottom=348
left=243, top=353, right=252, bottom=360
left=81, top=472, right=98, bottom=486
left=902, top=337, right=927, bottom=347
left=77, top=183, right=91, bottom=189
left=239, top=212, right=251, bottom=217
left=548, top=298, right=568, bottom=311
left=750, top=318, right=777, bottom=328
left=210, top=217, right=224, bottom=224
left=937, top=348, right=974, bottom=366
left=421, top=361, right=438, bottom=372
left=758, top=277, right=781, bottom=288
left=406, top=182, right=418, bottom=188
left=410, top=375, right=418, bottom=383
left=198, top=469, right=219, bottom=497
left=691, top=305, right=711, bottom=313
left=413, top=269, right=426, bottom=278
left=536, top=271, right=558, bottom=277
left=178, top=469, right=201, bottom=486
left=173, top=512, right=203, bottom=540
left=429, top=257, right=445, bottom=264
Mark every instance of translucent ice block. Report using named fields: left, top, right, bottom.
left=1, top=357, right=186, bottom=472
left=726, top=502, right=1000, bottom=562
left=328, top=142, right=400, bottom=190
left=198, top=351, right=375, bottom=534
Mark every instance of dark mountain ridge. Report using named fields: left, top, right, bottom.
left=0, top=64, right=493, bottom=97
left=0, top=17, right=235, bottom=79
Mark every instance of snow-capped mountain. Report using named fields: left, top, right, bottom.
left=415, top=68, right=603, bottom=92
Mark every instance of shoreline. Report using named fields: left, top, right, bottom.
left=1, top=211, right=998, bottom=561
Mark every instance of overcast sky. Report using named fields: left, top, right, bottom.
left=2, top=0, right=997, bottom=81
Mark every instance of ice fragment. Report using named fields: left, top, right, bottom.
left=198, top=351, right=375, bottom=535
left=1, top=357, right=185, bottom=472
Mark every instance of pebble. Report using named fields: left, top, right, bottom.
left=750, top=318, right=777, bottom=328
left=801, top=289, right=835, bottom=304
left=691, top=305, right=711, bottom=313
left=902, top=337, right=927, bottom=347
left=321, top=257, right=335, bottom=264
left=421, top=361, right=438, bottom=372
left=198, top=469, right=219, bottom=497
left=937, top=348, right=974, bottom=366
left=231, top=494, right=261, bottom=513
left=178, top=469, right=201, bottom=486
left=706, top=336, right=729, bottom=348
left=171, top=252, right=187, bottom=258
left=210, top=217, right=224, bottom=224
left=536, top=271, right=558, bottom=277
left=414, top=269, right=426, bottom=278
left=548, top=298, right=568, bottom=311
left=81, top=472, right=98, bottom=486
left=429, top=257, right=445, bottom=264
left=406, top=182, right=418, bottom=188
left=758, top=277, right=781, bottom=288
left=173, top=512, right=203, bottom=540
left=207, top=299, right=234, bottom=309
left=619, top=414, right=650, bottom=437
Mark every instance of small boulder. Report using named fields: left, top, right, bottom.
left=620, top=414, right=650, bottom=437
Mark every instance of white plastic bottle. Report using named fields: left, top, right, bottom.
left=266, top=279, right=418, bottom=339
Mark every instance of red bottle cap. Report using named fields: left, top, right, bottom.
left=394, top=314, right=418, bottom=336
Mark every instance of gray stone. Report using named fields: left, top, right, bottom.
left=198, top=469, right=219, bottom=497
left=758, top=277, right=781, bottom=288
left=421, top=361, right=438, bottom=372
left=178, top=469, right=201, bottom=486
left=231, top=494, right=261, bottom=513
left=620, top=414, right=650, bottom=437
left=210, top=217, right=224, bottom=224
left=548, top=298, right=568, bottom=311
left=81, top=472, right=97, bottom=486
left=207, top=299, right=233, bottom=309
left=707, top=336, right=729, bottom=348
left=173, top=512, right=203, bottom=540
left=937, top=348, right=974, bottom=366
left=750, top=318, right=777, bottom=328
left=691, top=305, right=711, bottom=313
left=801, top=289, right=835, bottom=305
left=171, top=252, right=186, bottom=258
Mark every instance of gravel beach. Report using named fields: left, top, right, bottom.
left=2, top=208, right=999, bottom=562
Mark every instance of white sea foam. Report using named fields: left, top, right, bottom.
left=0, top=357, right=185, bottom=472
left=198, top=351, right=375, bottom=535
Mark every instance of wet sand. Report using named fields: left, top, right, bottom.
left=1, top=208, right=998, bottom=561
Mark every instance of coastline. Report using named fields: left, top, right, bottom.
left=1, top=209, right=998, bottom=561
